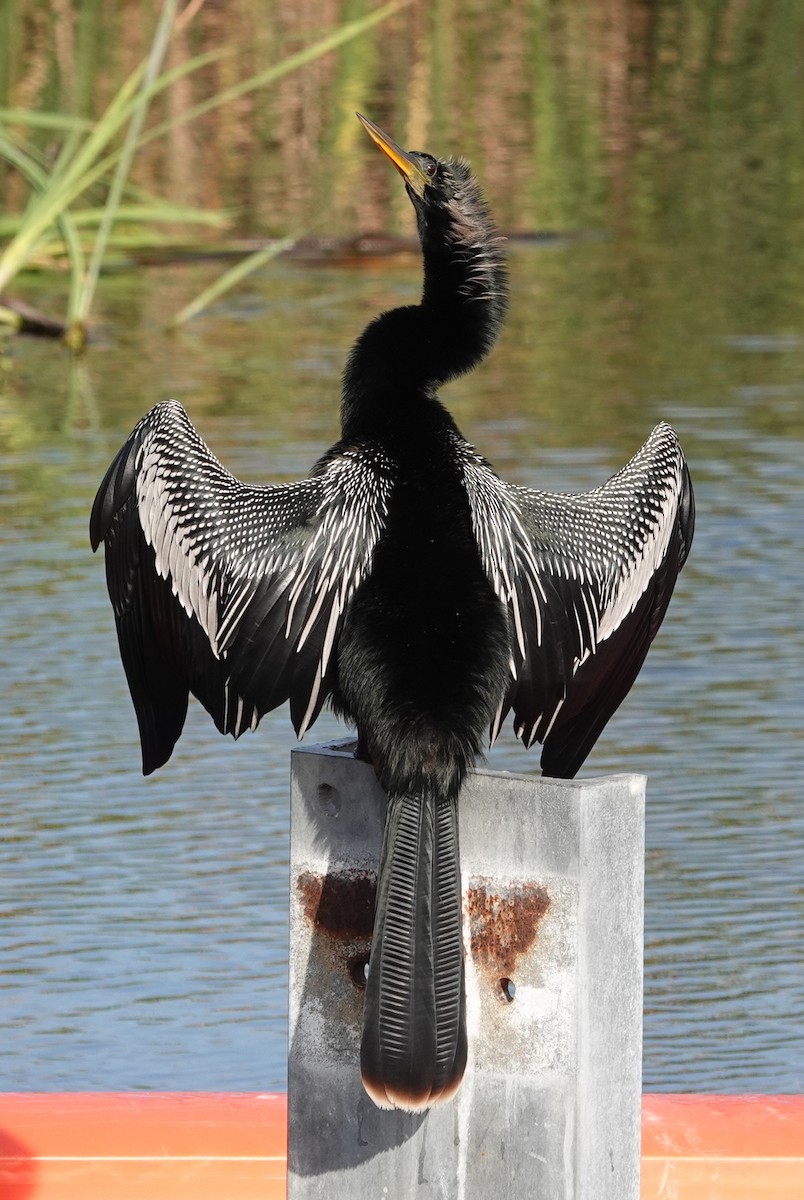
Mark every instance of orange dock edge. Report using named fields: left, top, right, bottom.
left=1, top=1092, right=802, bottom=1199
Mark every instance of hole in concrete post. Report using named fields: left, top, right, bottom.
left=348, top=955, right=370, bottom=988
left=316, top=782, right=341, bottom=817
left=500, top=977, right=516, bottom=1002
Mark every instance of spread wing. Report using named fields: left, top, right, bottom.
left=90, top=399, right=391, bottom=774
left=464, top=422, right=694, bottom=778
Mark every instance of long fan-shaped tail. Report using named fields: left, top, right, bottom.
left=360, top=791, right=466, bottom=1111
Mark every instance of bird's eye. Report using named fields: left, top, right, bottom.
left=422, top=156, right=437, bottom=177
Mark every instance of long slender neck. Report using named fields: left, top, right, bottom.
left=418, top=168, right=508, bottom=375
left=341, top=165, right=508, bottom=443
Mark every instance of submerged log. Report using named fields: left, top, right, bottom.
left=0, top=296, right=66, bottom=339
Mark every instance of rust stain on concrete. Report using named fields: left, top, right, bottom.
left=468, top=877, right=551, bottom=978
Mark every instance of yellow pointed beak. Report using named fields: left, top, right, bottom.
left=357, top=113, right=430, bottom=198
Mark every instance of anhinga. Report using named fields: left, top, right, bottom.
left=90, top=114, right=694, bottom=1112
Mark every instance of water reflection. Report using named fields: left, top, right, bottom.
left=1, top=228, right=803, bottom=1093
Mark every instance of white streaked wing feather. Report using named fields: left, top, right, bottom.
left=133, top=401, right=391, bottom=724
left=462, top=423, right=687, bottom=739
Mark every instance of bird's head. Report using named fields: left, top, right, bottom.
left=357, top=113, right=506, bottom=337
left=357, top=112, right=444, bottom=203
left=357, top=113, right=490, bottom=251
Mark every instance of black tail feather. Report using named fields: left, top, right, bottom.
left=360, top=791, right=466, bottom=1111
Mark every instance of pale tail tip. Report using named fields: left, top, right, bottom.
left=360, top=1072, right=463, bottom=1112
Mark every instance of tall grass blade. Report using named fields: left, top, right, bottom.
left=0, top=0, right=410, bottom=334
left=74, top=0, right=180, bottom=327
left=168, top=236, right=297, bottom=328
left=127, top=0, right=411, bottom=153
left=0, top=110, right=94, bottom=133
left=0, top=44, right=226, bottom=295
left=0, top=131, right=86, bottom=316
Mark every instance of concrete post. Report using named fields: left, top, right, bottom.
left=288, top=742, right=645, bottom=1200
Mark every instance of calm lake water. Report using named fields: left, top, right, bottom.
left=1, top=227, right=803, bottom=1093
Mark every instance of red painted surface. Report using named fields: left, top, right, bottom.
left=0, top=1093, right=285, bottom=1200
left=1, top=1092, right=802, bottom=1198
left=642, top=1094, right=804, bottom=1199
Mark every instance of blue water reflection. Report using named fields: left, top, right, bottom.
left=1, top=245, right=803, bottom=1093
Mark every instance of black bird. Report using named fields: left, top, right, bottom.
left=90, top=114, right=694, bottom=1112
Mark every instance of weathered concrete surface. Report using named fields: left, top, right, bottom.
left=288, top=742, right=645, bottom=1199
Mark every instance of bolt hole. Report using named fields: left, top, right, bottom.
left=500, top=977, right=516, bottom=1003
left=348, top=955, right=370, bottom=989
left=316, top=782, right=341, bottom=817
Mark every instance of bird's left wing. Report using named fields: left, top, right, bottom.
left=90, top=399, right=391, bottom=773
left=463, top=423, right=694, bottom=778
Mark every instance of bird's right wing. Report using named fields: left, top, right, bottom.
left=90, top=399, right=392, bottom=773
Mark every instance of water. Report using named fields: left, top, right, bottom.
left=1, top=236, right=803, bottom=1094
